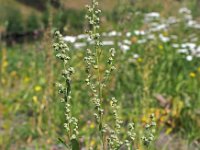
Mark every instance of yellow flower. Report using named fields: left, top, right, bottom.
left=165, top=127, right=172, bottom=135
left=2, top=60, right=8, bottom=68
left=189, top=72, right=196, bottom=78
left=24, top=77, right=30, bottom=83
left=159, top=115, right=167, bottom=123
left=158, top=45, right=163, bottom=50
left=141, top=115, right=148, bottom=123
left=90, top=123, right=95, bottom=129
left=90, top=140, right=96, bottom=147
left=34, top=85, right=42, bottom=92
left=137, top=58, right=143, bottom=63
left=32, top=96, right=38, bottom=104
left=198, top=67, right=200, bottom=72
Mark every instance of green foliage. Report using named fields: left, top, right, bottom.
left=66, top=9, right=86, bottom=31
left=188, top=0, right=200, bottom=17
left=17, top=0, right=60, bottom=10
left=53, top=9, right=86, bottom=33
left=1, top=0, right=200, bottom=149
left=71, top=139, right=80, bottom=150
left=17, top=0, right=48, bottom=10
left=53, top=9, right=67, bottom=32
left=26, top=13, right=41, bottom=32
left=42, top=9, right=50, bottom=29
left=6, top=9, right=24, bottom=34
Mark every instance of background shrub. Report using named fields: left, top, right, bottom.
left=26, top=13, right=41, bottom=32
left=6, top=9, right=24, bottom=34
left=53, top=9, right=86, bottom=33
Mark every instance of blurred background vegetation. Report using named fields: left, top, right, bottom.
left=0, top=0, right=200, bottom=39
left=0, top=0, right=200, bottom=149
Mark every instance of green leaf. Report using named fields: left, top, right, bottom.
left=99, top=122, right=102, bottom=131
left=71, top=139, right=80, bottom=150
left=58, top=138, right=68, bottom=148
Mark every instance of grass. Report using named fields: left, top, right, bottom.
left=0, top=0, right=200, bottom=149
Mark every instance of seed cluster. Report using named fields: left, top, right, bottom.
left=141, top=114, right=156, bottom=147
left=53, top=31, right=79, bottom=140
left=52, top=0, right=157, bottom=149
left=108, top=97, right=123, bottom=149
left=102, top=48, right=116, bottom=87
left=84, top=0, right=104, bottom=127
